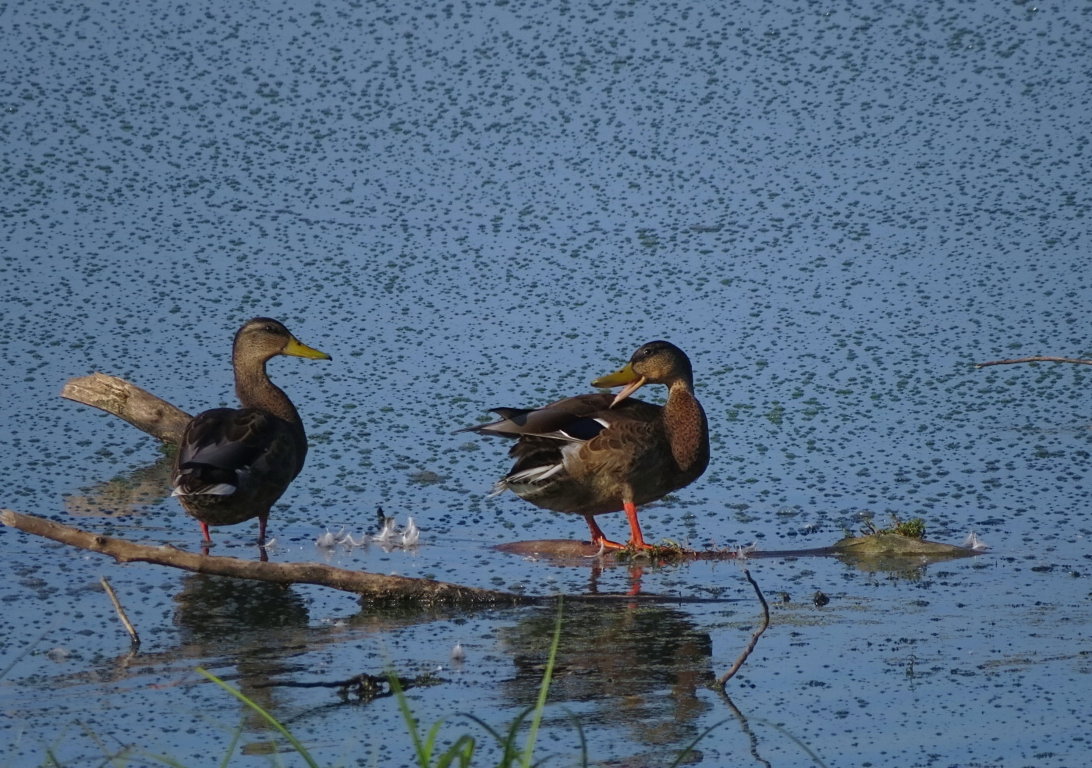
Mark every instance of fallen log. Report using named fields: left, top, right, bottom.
left=1, top=509, right=528, bottom=605
left=61, top=373, right=190, bottom=444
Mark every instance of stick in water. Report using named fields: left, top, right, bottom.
left=100, top=576, right=140, bottom=648
left=717, top=567, right=770, bottom=688
left=975, top=356, right=1092, bottom=368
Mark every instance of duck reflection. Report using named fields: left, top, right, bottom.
left=500, top=601, right=714, bottom=755
left=63, top=455, right=173, bottom=518
left=174, top=574, right=310, bottom=643
left=173, top=574, right=311, bottom=731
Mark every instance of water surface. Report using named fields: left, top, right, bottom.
left=2, top=1, right=1091, bottom=766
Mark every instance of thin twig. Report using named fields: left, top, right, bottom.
left=100, top=577, right=140, bottom=648
left=975, top=356, right=1092, bottom=369
left=717, top=567, right=770, bottom=688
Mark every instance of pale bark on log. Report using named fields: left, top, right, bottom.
left=61, top=373, right=191, bottom=444
left=1, top=509, right=528, bottom=605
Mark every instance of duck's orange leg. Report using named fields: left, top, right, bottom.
left=622, top=500, right=652, bottom=550
left=199, top=520, right=213, bottom=544
left=583, top=514, right=626, bottom=551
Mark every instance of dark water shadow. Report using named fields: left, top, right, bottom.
left=21, top=572, right=488, bottom=732
left=497, top=600, right=715, bottom=765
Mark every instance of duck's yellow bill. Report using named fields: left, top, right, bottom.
left=285, top=337, right=332, bottom=360
left=591, top=362, right=638, bottom=388
left=592, top=362, right=647, bottom=407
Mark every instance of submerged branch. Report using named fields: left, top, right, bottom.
left=975, top=355, right=1092, bottom=369
left=1, top=510, right=528, bottom=606
left=717, top=567, right=770, bottom=688
left=100, top=576, right=140, bottom=648
left=61, top=373, right=191, bottom=444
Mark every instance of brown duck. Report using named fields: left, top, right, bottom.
left=171, top=318, right=330, bottom=545
left=462, top=341, right=709, bottom=550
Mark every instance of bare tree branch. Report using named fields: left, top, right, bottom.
left=61, top=373, right=191, bottom=444
left=1, top=509, right=528, bottom=606
left=717, top=567, right=770, bottom=688
left=975, top=356, right=1092, bottom=369
left=100, top=576, right=141, bottom=647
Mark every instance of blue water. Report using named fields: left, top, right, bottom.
left=2, top=1, right=1091, bottom=766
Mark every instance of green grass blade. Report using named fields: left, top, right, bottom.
left=388, top=669, right=432, bottom=766
left=458, top=712, right=506, bottom=747
left=217, top=724, right=245, bottom=768
left=668, top=719, right=728, bottom=767
left=434, top=734, right=476, bottom=768
left=504, top=707, right=535, bottom=766
left=423, top=719, right=447, bottom=759
left=461, top=707, right=532, bottom=766
left=196, top=667, right=321, bottom=768
left=557, top=708, right=588, bottom=768
left=519, top=597, right=563, bottom=768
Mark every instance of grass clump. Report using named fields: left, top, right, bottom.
left=860, top=513, right=926, bottom=540
left=613, top=539, right=691, bottom=563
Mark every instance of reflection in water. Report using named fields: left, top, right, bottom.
left=174, top=574, right=310, bottom=642
left=174, top=575, right=311, bottom=735
left=716, top=691, right=773, bottom=768
left=501, top=602, right=713, bottom=761
left=836, top=552, right=929, bottom=581
left=63, top=455, right=173, bottom=517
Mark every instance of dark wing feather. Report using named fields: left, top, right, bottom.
left=460, top=393, right=659, bottom=439
left=464, top=394, right=664, bottom=484
left=173, top=408, right=294, bottom=492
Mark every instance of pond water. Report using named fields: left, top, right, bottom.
left=2, top=1, right=1091, bottom=766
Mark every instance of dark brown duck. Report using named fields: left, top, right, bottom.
left=171, top=318, right=330, bottom=545
left=462, top=341, right=709, bottom=550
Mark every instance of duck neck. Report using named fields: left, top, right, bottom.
left=234, top=355, right=303, bottom=426
left=663, top=380, right=709, bottom=474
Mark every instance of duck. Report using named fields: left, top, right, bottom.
left=461, top=341, right=708, bottom=550
left=170, top=318, right=331, bottom=545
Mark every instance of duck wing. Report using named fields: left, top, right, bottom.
left=172, top=408, right=296, bottom=495
left=461, top=393, right=660, bottom=441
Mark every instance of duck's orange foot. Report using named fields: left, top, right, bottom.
left=590, top=534, right=628, bottom=552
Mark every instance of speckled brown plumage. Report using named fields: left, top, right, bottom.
left=171, top=318, right=330, bottom=546
left=462, top=341, right=709, bottom=550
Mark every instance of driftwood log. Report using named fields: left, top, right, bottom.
left=1, top=509, right=527, bottom=605
left=61, top=373, right=191, bottom=444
